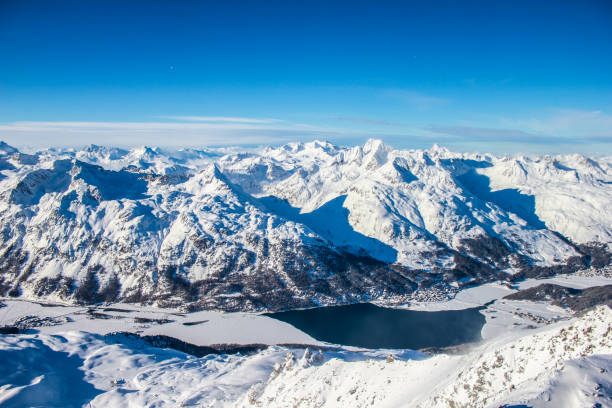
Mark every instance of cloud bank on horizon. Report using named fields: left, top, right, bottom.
left=1, top=106, right=610, bottom=155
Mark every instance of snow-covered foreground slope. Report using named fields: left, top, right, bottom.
left=0, top=306, right=610, bottom=408
left=241, top=306, right=612, bottom=408
left=0, top=140, right=610, bottom=311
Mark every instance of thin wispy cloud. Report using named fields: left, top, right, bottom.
left=501, top=109, right=612, bottom=137
left=424, top=108, right=612, bottom=151
left=425, top=122, right=612, bottom=156
left=0, top=120, right=343, bottom=148
left=159, top=116, right=281, bottom=124
left=427, top=125, right=566, bottom=144
left=4, top=121, right=284, bottom=131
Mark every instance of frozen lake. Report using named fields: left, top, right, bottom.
left=266, top=302, right=486, bottom=349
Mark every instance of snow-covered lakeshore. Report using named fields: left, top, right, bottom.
left=1, top=274, right=611, bottom=407
left=0, top=299, right=320, bottom=346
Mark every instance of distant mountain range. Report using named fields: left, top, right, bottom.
left=0, top=140, right=610, bottom=311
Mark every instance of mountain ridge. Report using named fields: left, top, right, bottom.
left=0, top=139, right=610, bottom=311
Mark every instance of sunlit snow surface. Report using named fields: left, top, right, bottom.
left=0, top=306, right=610, bottom=407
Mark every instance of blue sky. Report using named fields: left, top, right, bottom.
left=1, top=0, right=611, bottom=154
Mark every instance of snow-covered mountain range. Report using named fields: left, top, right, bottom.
left=0, top=140, right=610, bottom=311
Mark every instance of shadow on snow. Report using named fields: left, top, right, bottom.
left=258, top=194, right=398, bottom=263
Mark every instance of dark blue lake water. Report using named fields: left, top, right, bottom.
left=265, top=303, right=486, bottom=349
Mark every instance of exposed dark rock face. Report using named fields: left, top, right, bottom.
left=0, top=232, right=609, bottom=312
left=504, top=283, right=612, bottom=313
left=509, top=242, right=609, bottom=282
left=458, top=236, right=513, bottom=267
left=12, top=315, right=73, bottom=329
left=107, top=332, right=269, bottom=357
left=578, top=242, right=612, bottom=269
left=0, top=326, right=19, bottom=334
left=557, top=285, right=612, bottom=312
left=505, top=284, right=582, bottom=302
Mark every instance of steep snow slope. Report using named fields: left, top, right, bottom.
left=478, top=154, right=612, bottom=244
left=0, top=140, right=609, bottom=311
left=0, top=331, right=293, bottom=408
left=221, top=140, right=598, bottom=268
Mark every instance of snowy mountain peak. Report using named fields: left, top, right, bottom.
left=306, top=139, right=337, bottom=152
left=83, top=144, right=109, bottom=153
left=80, top=144, right=129, bottom=160
left=429, top=143, right=451, bottom=155
left=363, top=139, right=393, bottom=155
left=200, top=162, right=225, bottom=182
left=330, top=139, right=393, bottom=169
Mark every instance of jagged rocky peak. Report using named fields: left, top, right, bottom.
left=83, top=143, right=103, bottom=152
left=79, top=144, right=129, bottom=160
left=267, top=140, right=339, bottom=164
left=303, top=139, right=337, bottom=153
left=133, top=145, right=161, bottom=156
left=428, top=143, right=451, bottom=157
left=171, top=147, right=219, bottom=161
left=199, top=162, right=225, bottom=181
left=361, top=138, right=392, bottom=169
left=183, top=163, right=233, bottom=196
left=0, top=142, right=38, bottom=168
